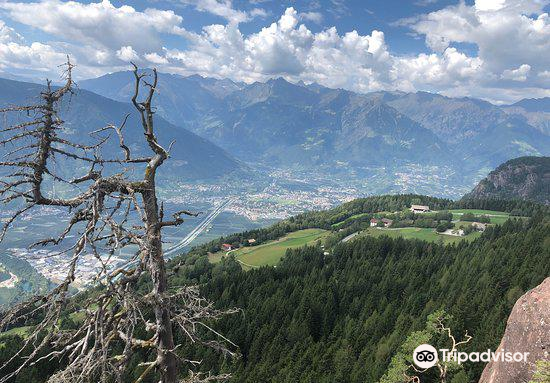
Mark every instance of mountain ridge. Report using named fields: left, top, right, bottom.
left=80, top=71, right=550, bottom=176
left=0, top=77, right=242, bottom=181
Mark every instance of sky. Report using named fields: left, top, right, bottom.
left=0, top=0, right=549, bottom=103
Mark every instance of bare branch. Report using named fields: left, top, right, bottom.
left=0, top=60, right=236, bottom=383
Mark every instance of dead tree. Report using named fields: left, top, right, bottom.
left=0, top=59, right=237, bottom=383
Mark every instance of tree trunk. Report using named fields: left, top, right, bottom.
left=143, top=187, right=178, bottom=383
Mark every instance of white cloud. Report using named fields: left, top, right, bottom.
left=0, top=1, right=186, bottom=52
left=162, top=7, right=394, bottom=92
left=116, top=46, right=139, bottom=62
left=0, top=1, right=548, bottom=102
left=475, top=0, right=506, bottom=11
left=396, top=48, right=484, bottom=88
left=145, top=52, right=169, bottom=65
left=299, top=11, right=323, bottom=24
left=178, top=0, right=265, bottom=24
left=0, top=20, right=22, bottom=44
left=501, top=64, right=531, bottom=81
left=403, top=0, right=550, bottom=74
left=0, top=41, right=67, bottom=72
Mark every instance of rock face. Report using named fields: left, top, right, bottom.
left=464, top=156, right=550, bottom=205
left=479, top=278, right=550, bottom=383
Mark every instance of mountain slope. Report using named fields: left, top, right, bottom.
left=463, top=156, right=550, bottom=204
left=0, top=77, right=241, bottom=180
left=80, top=71, right=243, bottom=129
left=83, top=74, right=451, bottom=167
left=511, top=97, right=550, bottom=113
left=81, top=72, right=550, bottom=175
left=378, top=92, right=550, bottom=169
left=502, top=98, right=550, bottom=135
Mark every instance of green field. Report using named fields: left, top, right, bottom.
left=448, top=209, right=511, bottom=225
left=209, top=229, right=328, bottom=270
left=358, top=226, right=482, bottom=244
left=448, top=209, right=510, bottom=215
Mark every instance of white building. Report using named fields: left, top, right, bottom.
left=410, top=205, right=430, bottom=213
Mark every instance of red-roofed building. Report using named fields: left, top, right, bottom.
left=221, top=244, right=232, bottom=251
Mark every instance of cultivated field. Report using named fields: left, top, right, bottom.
left=448, top=209, right=512, bottom=225
left=358, top=227, right=482, bottom=244
left=209, top=229, right=328, bottom=269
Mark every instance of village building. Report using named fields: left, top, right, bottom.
left=247, top=238, right=257, bottom=244
left=381, top=218, right=393, bottom=227
left=370, top=218, right=393, bottom=227
left=410, top=204, right=430, bottom=213
left=221, top=243, right=233, bottom=251
left=471, top=222, right=487, bottom=231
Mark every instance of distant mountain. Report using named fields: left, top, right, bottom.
left=463, top=156, right=550, bottom=204
left=81, top=71, right=244, bottom=129
left=81, top=72, right=550, bottom=176
left=369, top=92, right=550, bottom=170
left=501, top=98, right=550, bottom=136
left=510, top=97, right=550, bottom=113
left=0, top=77, right=241, bottom=181
left=83, top=74, right=452, bottom=168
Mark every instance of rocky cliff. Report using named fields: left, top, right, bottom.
left=464, top=156, right=550, bottom=204
left=479, top=277, right=550, bottom=383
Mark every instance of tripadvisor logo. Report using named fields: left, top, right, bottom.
left=413, top=344, right=439, bottom=368
left=413, top=344, right=530, bottom=369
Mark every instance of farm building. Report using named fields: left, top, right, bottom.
left=410, top=205, right=430, bottom=213
left=221, top=244, right=233, bottom=251
left=471, top=222, right=487, bottom=231
left=370, top=218, right=393, bottom=227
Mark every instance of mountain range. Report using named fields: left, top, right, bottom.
left=81, top=72, right=550, bottom=177
left=2, top=72, right=549, bottom=190
left=0, top=77, right=241, bottom=181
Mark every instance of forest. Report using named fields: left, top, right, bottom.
left=1, top=195, right=548, bottom=382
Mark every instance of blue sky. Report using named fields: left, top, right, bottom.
left=101, top=0, right=470, bottom=55
left=0, top=0, right=549, bottom=103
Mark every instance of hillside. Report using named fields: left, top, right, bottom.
left=0, top=77, right=241, bottom=181
left=2, top=195, right=548, bottom=382
left=463, top=156, right=550, bottom=204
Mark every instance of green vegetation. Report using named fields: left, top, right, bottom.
left=530, top=361, right=550, bottom=383
left=331, top=213, right=369, bottom=228
left=381, top=310, right=468, bottom=383
left=449, top=209, right=513, bottom=225
left=359, top=226, right=481, bottom=244
left=166, top=213, right=548, bottom=383
left=210, top=229, right=328, bottom=269
left=0, top=194, right=548, bottom=382
left=448, top=209, right=510, bottom=215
